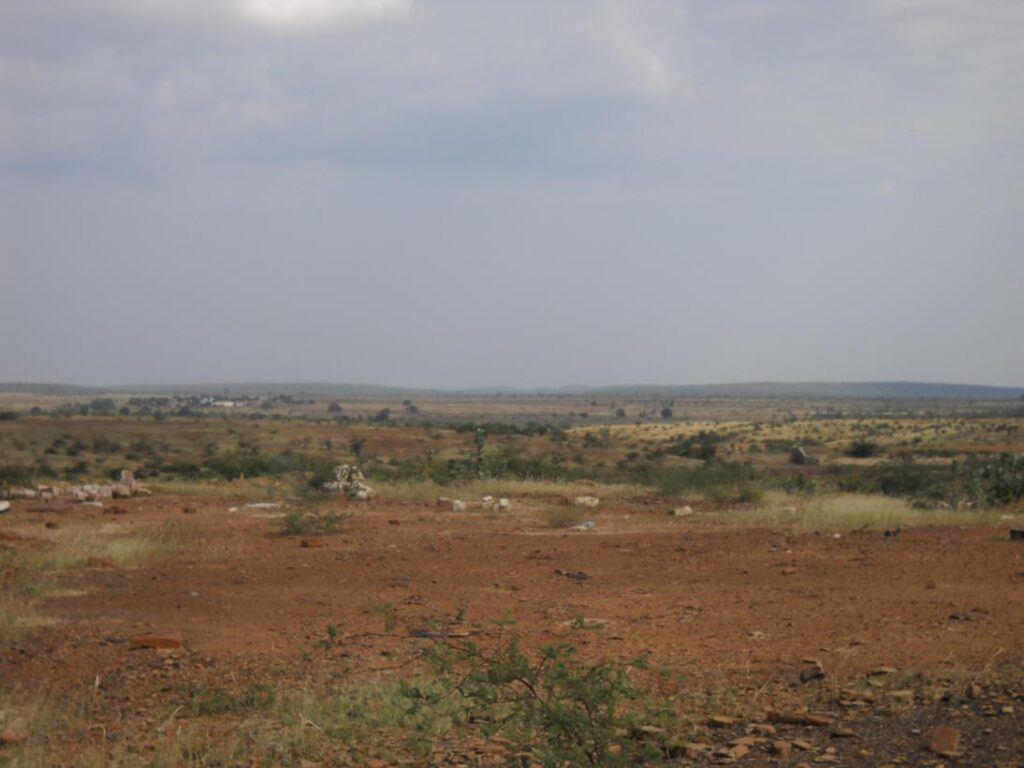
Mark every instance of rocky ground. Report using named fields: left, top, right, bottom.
left=1, top=495, right=1022, bottom=766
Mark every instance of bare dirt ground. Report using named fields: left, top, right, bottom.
left=3, top=495, right=1023, bottom=766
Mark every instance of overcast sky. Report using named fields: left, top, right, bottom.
left=1, top=0, right=1021, bottom=389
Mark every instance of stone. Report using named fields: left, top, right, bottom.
left=751, top=724, right=776, bottom=736
left=436, top=497, right=451, bottom=508
left=671, top=506, right=694, bottom=517
left=451, top=499, right=466, bottom=512
left=497, top=497, right=511, bottom=510
left=1009, top=528, right=1024, bottom=541
left=0, top=730, right=24, bottom=746
left=767, top=710, right=831, bottom=727
left=967, top=683, right=983, bottom=699
left=120, top=469, right=138, bottom=493
left=673, top=742, right=710, bottom=759
left=300, top=538, right=326, bottom=549
left=790, top=446, right=808, bottom=465
left=574, top=496, right=600, bottom=508
left=928, top=726, right=961, bottom=757
left=0, top=501, right=9, bottom=514
left=771, top=740, right=792, bottom=757
left=792, top=739, right=814, bottom=751
left=85, top=557, right=117, bottom=569
left=324, top=466, right=373, bottom=500
left=801, top=662, right=827, bottom=683
left=803, top=715, right=832, bottom=727
left=781, top=566, right=798, bottom=576
left=708, top=715, right=736, bottom=728
left=830, top=727, right=856, bottom=738
left=130, top=631, right=184, bottom=650
left=726, top=744, right=749, bottom=759
left=554, top=569, right=591, bottom=581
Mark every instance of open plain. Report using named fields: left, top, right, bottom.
left=1, top=393, right=1023, bottom=766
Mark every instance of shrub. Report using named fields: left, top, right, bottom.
left=847, top=439, right=880, bottom=458
left=870, top=462, right=951, bottom=502
left=957, top=453, right=1024, bottom=507
left=0, top=464, right=32, bottom=488
left=420, top=634, right=670, bottom=767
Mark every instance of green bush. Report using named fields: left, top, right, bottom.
left=0, top=464, right=32, bottom=488
left=419, top=633, right=671, bottom=767
left=846, top=439, right=880, bottom=458
left=957, top=453, right=1024, bottom=507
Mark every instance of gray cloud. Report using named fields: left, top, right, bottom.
left=1, top=1, right=1021, bottom=387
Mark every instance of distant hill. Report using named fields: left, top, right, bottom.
left=556, top=381, right=1024, bottom=400
left=1, top=380, right=1022, bottom=400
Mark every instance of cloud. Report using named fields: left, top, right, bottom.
left=238, top=0, right=412, bottom=33
left=580, top=0, right=694, bottom=100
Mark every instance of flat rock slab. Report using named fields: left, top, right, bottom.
left=929, top=725, right=962, bottom=756
left=129, top=632, right=184, bottom=650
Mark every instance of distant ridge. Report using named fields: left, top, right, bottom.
left=1, top=381, right=1023, bottom=400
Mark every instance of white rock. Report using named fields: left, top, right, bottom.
left=671, top=506, right=694, bottom=517
left=451, top=499, right=466, bottom=512
left=0, top=501, right=10, bottom=513
left=574, top=496, right=600, bottom=508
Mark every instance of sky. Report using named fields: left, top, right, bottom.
left=1, top=0, right=1022, bottom=389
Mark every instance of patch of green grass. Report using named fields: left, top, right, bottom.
left=29, top=520, right=195, bottom=570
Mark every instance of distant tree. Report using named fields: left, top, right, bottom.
left=327, top=402, right=343, bottom=414
left=615, top=408, right=626, bottom=418
left=847, top=439, right=879, bottom=458
left=349, top=436, right=365, bottom=461
left=660, top=407, right=673, bottom=420
left=405, top=404, right=420, bottom=415
left=372, top=408, right=391, bottom=423
left=88, top=398, right=117, bottom=414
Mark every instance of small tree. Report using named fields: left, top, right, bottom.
left=349, top=436, right=365, bottom=462
left=660, top=407, right=673, bottom=420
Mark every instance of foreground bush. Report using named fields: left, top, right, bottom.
left=419, top=633, right=672, bottom=767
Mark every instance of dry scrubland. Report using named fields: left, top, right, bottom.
left=1, top=393, right=1023, bottom=766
